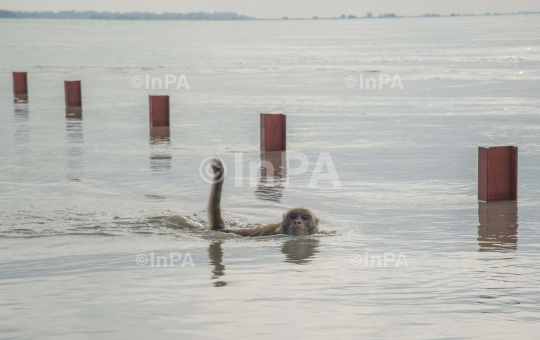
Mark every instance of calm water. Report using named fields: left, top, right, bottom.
left=1, top=15, right=540, bottom=339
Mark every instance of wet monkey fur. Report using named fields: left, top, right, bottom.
left=207, top=158, right=319, bottom=237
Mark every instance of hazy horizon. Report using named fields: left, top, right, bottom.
left=1, top=0, right=539, bottom=19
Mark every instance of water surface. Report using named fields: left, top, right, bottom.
left=1, top=15, right=540, bottom=339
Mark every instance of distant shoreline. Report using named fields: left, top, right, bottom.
left=0, top=9, right=539, bottom=21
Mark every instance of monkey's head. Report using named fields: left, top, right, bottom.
left=280, top=208, right=319, bottom=236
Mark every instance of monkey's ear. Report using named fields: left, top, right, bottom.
left=314, top=217, right=320, bottom=225
left=280, top=213, right=289, bottom=227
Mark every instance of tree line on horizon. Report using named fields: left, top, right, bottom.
left=1, top=9, right=539, bottom=20
left=0, top=10, right=254, bottom=20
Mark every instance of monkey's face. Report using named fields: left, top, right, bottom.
left=283, top=209, right=317, bottom=235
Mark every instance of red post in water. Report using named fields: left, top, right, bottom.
left=64, top=81, right=82, bottom=107
left=149, top=95, right=170, bottom=127
left=260, top=113, right=286, bottom=152
left=478, top=146, right=518, bottom=201
left=13, top=72, right=28, bottom=95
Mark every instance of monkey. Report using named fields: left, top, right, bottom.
left=207, top=158, right=319, bottom=237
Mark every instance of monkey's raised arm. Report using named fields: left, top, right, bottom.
left=205, top=158, right=283, bottom=236
left=206, top=157, right=318, bottom=236
left=207, top=158, right=225, bottom=230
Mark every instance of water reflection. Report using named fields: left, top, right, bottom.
left=66, top=107, right=82, bottom=119
left=14, top=102, right=30, bottom=142
left=150, top=127, right=170, bottom=144
left=14, top=94, right=28, bottom=103
left=207, top=238, right=319, bottom=286
left=255, top=151, right=286, bottom=203
left=149, top=127, right=171, bottom=175
left=281, top=238, right=320, bottom=264
left=207, top=242, right=227, bottom=287
left=66, top=109, right=84, bottom=181
left=144, top=194, right=166, bottom=200
left=478, top=201, right=518, bottom=252
left=149, top=155, right=172, bottom=173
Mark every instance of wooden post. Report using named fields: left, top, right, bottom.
left=13, top=72, right=28, bottom=95
left=478, top=146, right=518, bottom=201
left=260, top=113, right=286, bottom=152
left=149, top=95, right=170, bottom=127
left=64, top=81, right=82, bottom=107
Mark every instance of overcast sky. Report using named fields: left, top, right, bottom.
left=1, top=0, right=539, bottom=18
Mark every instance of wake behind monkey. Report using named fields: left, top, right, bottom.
left=207, top=158, right=319, bottom=237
